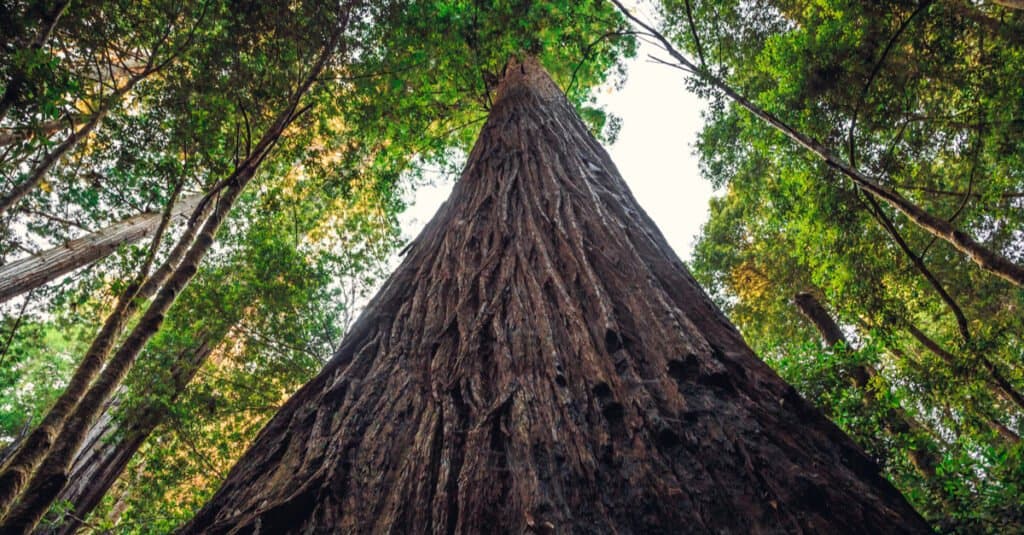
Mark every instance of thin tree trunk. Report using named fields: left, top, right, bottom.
left=993, top=0, right=1024, bottom=9
left=859, top=318, right=1022, bottom=445
left=0, top=192, right=204, bottom=303
left=0, top=117, right=76, bottom=148
left=41, top=333, right=220, bottom=534
left=0, top=13, right=352, bottom=530
left=860, top=194, right=971, bottom=342
left=793, top=292, right=939, bottom=477
left=612, top=0, right=1024, bottom=289
left=0, top=190, right=209, bottom=517
left=181, top=57, right=928, bottom=534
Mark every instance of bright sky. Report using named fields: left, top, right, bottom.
left=397, top=42, right=713, bottom=262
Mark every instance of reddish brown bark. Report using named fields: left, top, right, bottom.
left=181, top=58, right=927, bottom=534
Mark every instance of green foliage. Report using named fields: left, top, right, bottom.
left=0, top=0, right=636, bottom=530
left=673, top=0, right=1024, bottom=530
left=0, top=320, right=83, bottom=438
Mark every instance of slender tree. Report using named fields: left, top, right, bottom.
left=0, top=4, right=359, bottom=529
left=181, top=57, right=927, bottom=533
left=44, top=332, right=220, bottom=535
left=0, top=184, right=205, bottom=519
left=793, top=292, right=941, bottom=477
left=0, top=192, right=205, bottom=303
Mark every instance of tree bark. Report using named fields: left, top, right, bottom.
left=181, top=57, right=928, bottom=534
left=0, top=192, right=205, bottom=303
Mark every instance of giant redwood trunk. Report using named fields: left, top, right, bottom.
left=181, top=58, right=928, bottom=533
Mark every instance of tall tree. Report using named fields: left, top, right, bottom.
left=181, top=57, right=927, bottom=533
left=662, top=1, right=1024, bottom=528
left=792, top=292, right=940, bottom=477
left=37, top=137, right=404, bottom=533
left=0, top=192, right=204, bottom=303
left=0, top=1, right=360, bottom=529
left=617, top=0, right=1024, bottom=288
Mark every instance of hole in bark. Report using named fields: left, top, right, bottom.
left=604, top=329, right=631, bottom=354
left=667, top=355, right=700, bottom=384
left=322, top=380, right=348, bottom=408
left=446, top=387, right=469, bottom=535
left=592, top=383, right=626, bottom=436
left=698, top=370, right=735, bottom=393
left=602, top=402, right=625, bottom=436
left=796, top=476, right=830, bottom=514
left=656, top=428, right=681, bottom=450
left=613, top=353, right=629, bottom=375
left=555, top=374, right=567, bottom=387
left=247, top=481, right=320, bottom=533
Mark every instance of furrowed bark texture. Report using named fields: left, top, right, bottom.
left=181, top=58, right=928, bottom=534
left=0, top=193, right=205, bottom=303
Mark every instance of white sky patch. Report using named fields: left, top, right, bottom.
left=398, top=41, right=712, bottom=262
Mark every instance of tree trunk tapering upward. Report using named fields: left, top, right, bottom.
left=181, top=58, right=928, bottom=534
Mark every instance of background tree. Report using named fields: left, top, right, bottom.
left=623, top=0, right=1024, bottom=530
left=0, top=0, right=635, bottom=531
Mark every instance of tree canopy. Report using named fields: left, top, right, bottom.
left=634, top=0, right=1024, bottom=531
left=1, top=0, right=1022, bottom=532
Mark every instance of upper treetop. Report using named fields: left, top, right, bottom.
left=494, top=56, right=564, bottom=104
